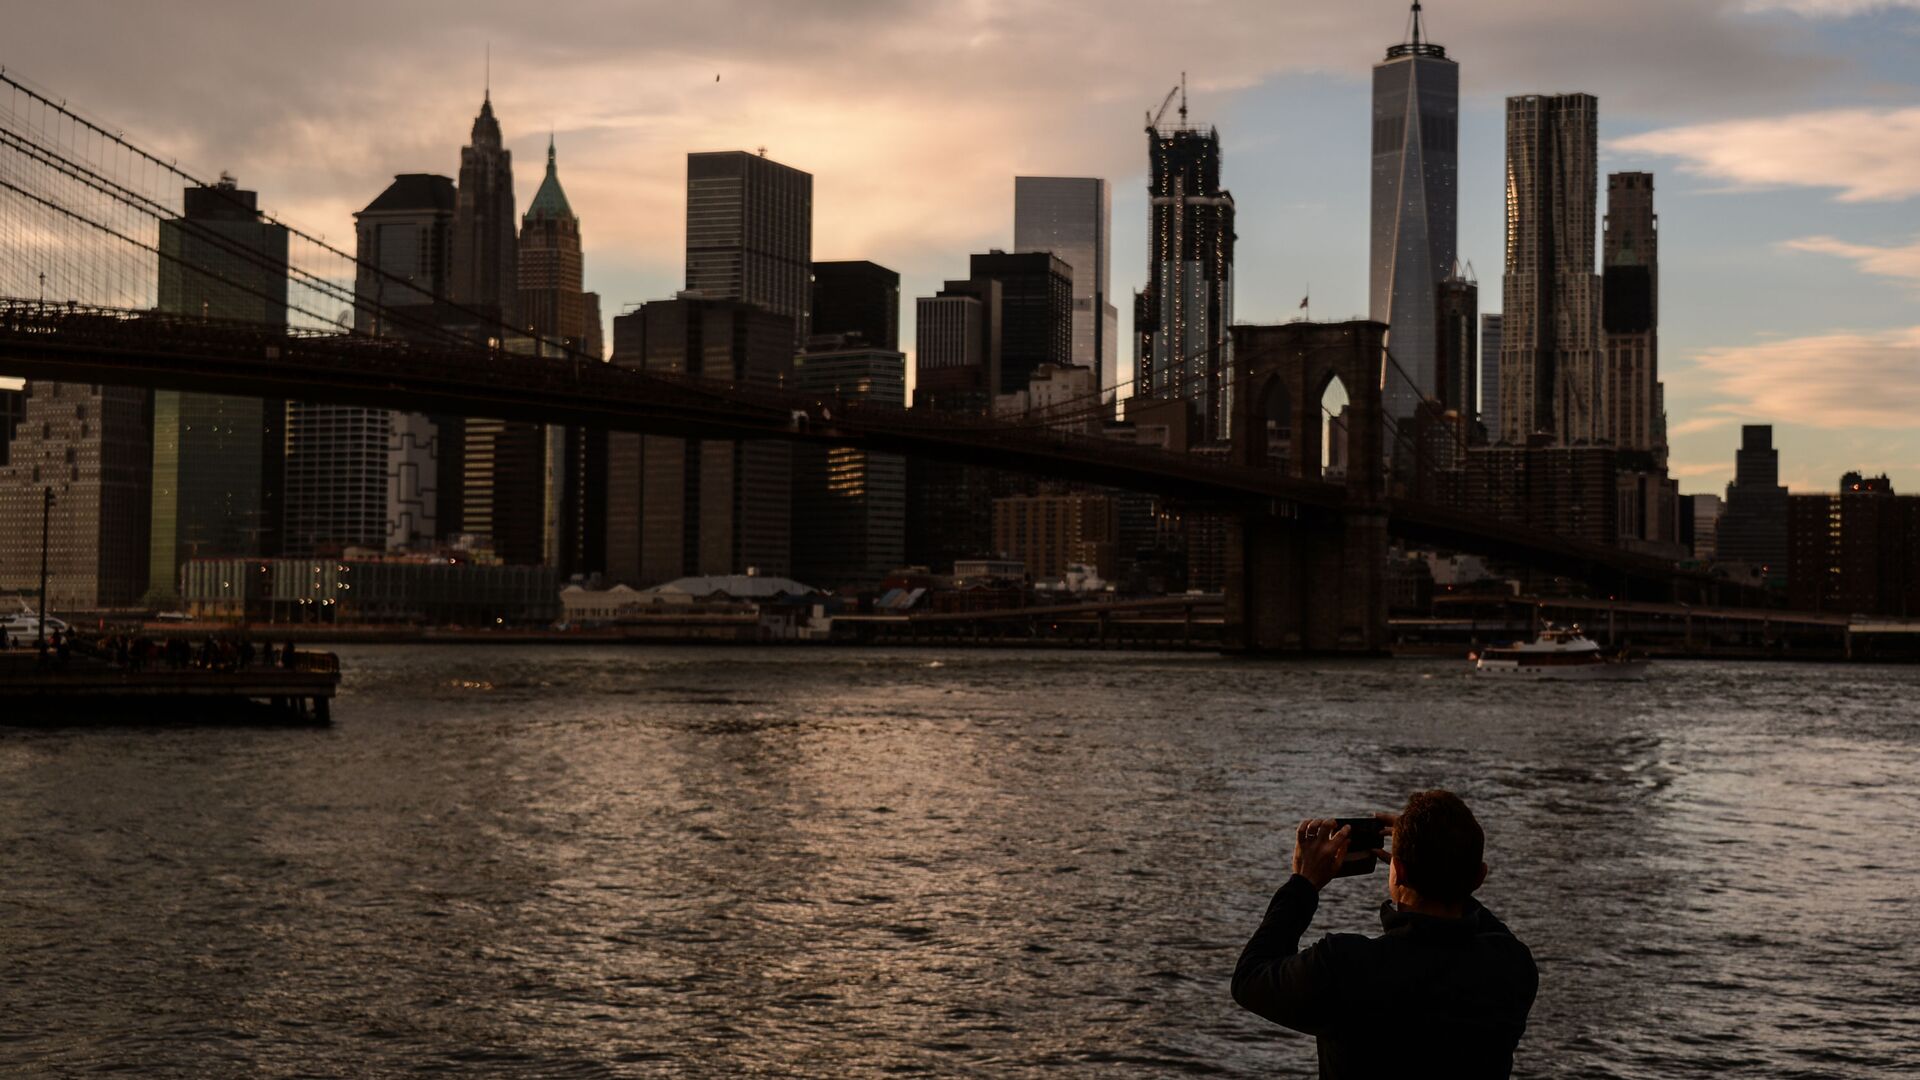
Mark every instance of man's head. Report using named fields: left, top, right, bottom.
left=1388, top=789, right=1488, bottom=914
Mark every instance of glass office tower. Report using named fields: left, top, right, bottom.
left=1369, top=2, right=1458, bottom=426
left=685, top=151, right=813, bottom=349
left=1015, top=176, right=1116, bottom=396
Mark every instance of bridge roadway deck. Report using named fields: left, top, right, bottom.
left=0, top=302, right=1701, bottom=587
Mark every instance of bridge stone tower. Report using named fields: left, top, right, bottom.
left=1226, top=321, right=1390, bottom=654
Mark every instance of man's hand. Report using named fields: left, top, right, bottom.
left=1291, top=818, right=1351, bottom=890
left=1370, top=811, right=1397, bottom=862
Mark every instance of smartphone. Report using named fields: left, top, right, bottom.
left=1331, top=816, right=1388, bottom=878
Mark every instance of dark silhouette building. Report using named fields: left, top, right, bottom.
left=1718, top=425, right=1790, bottom=581
left=512, top=137, right=605, bottom=574
left=1435, top=269, right=1478, bottom=420
left=811, top=260, right=899, bottom=351
left=968, top=251, right=1072, bottom=396
left=909, top=283, right=1002, bottom=572
left=450, top=93, right=517, bottom=326
left=150, top=177, right=289, bottom=599
left=914, top=281, right=1002, bottom=414
left=1604, top=171, right=1663, bottom=457
left=685, top=150, right=813, bottom=348
left=604, top=296, right=794, bottom=584
left=1479, top=313, right=1503, bottom=439
left=792, top=337, right=907, bottom=589
left=1461, top=442, right=1618, bottom=549
left=1788, top=473, right=1920, bottom=616
left=1135, top=93, right=1235, bottom=443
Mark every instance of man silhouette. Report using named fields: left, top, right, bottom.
left=1232, top=790, right=1538, bottom=1078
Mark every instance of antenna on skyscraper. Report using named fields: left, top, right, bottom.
left=1408, top=1, right=1426, bottom=47
left=485, top=42, right=491, bottom=102
left=1179, top=71, right=1188, bottom=125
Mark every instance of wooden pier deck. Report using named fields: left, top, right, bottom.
left=0, top=650, right=341, bottom=724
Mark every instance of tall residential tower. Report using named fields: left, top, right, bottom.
left=1499, top=93, right=1602, bottom=445
left=1369, top=2, right=1459, bottom=425
left=1603, top=171, right=1663, bottom=458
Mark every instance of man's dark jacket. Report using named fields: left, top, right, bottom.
left=1231, top=874, right=1538, bottom=1078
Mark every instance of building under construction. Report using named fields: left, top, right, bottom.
left=1133, top=79, right=1236, bottom=444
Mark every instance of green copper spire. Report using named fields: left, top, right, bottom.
left=525, top=134, right=574, bottom=220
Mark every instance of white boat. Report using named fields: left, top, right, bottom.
left=1472, top=623, right=1648, bottom=680
left=2, top=602, right=68, bottom=648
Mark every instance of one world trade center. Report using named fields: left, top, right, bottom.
left=1369, top=2, right=1458, bottom=427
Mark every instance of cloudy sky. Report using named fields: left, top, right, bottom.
left=10, top=0, right=1919, bottom=494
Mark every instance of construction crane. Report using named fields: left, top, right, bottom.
left=1145, top=72, right=1188, bottom=133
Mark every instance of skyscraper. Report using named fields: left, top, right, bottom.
left=519, top=137, right=593, bottom=350
left=450, top=93, right=517, bottom=325
left=811, top=260, right=899, bottom=351
left=1015, top=176, right=1116, bottom=394
left=150, top=177, right=289, bottom=599
left=508, top=137, right=606, bottom=573
left=1604, top=172, right=1663, bottom=458
left=1136, top=90, right=1235, bottom=443
left=0, top=381, right=151, bottom=608
left=1479, top=313, right=1503, bottom=440
left=283, top=174, right=453, bottom=558
left=685, top=150, right=812, bottom=346
left=797, top=260, right=904, bottom=587
left=1499, top=93, right=1603, bottom=446
left=1435, top=269, right=1477, bottom=420
left=914, top=283, right=1002, bottom=413
left=603, top=296, right=795, bottom=584
left=908, top=285, right=1002, bottom=571
left=792, top=339, right=907, bottom=589
left=1370, top=2, right=1459, bottom=424
left=968, top=250, right=1072, bottom=395
left=1717, top=425, right=1790, bottom=578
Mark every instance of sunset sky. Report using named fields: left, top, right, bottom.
left=12, top=0, right=1919, bottom=495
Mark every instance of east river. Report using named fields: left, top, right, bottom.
left=2, top=647, right=1915, bottom=1077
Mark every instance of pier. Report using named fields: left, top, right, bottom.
left=0, top=648, right=341, bottom=724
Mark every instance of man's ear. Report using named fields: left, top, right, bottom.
left=1474, top=861, right=1489, bottom=893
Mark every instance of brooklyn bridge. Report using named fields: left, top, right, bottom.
left=0, top=71, right=1744, bottom=653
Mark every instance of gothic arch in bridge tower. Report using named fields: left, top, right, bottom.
left=1224, top=321, right=1390, bottom=654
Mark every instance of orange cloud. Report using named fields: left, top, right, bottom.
left=1782, top=234, right=1920, bottom=289
left=1688, top=327, right=1920, bottom=428
left=1611, top=106, right=1920, bottom=203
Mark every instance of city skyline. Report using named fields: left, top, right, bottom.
left=4, top=1, right=1918, bottom=495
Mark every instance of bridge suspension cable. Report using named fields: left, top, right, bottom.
left=0, top=68, right=587, bottom=358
